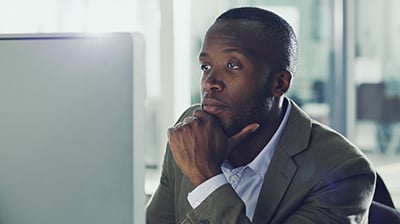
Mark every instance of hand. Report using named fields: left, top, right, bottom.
left=167, top=109, right=259, bottom=187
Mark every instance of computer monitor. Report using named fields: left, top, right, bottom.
left=0, top=32, right=145, bottom=224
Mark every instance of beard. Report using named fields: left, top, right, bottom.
left=219, top=93, right=270, bottom=137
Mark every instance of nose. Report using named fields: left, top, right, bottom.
left=202, top=69, right=223, bottom=92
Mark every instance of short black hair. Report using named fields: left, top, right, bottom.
left=216, top=7, right=298, bottom=75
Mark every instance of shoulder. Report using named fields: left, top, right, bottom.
left=309, top=120, right=368, bottom=162
left=287, top=99, right=371, bottom=164
left=285, top=100, right=375, bottom=179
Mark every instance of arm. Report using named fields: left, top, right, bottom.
left=146, top=145, right=252, bottom=224
left=148, top=105, right=259, bottom=223
left=146, top=106, right=200, bottom=224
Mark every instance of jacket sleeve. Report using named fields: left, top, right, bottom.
left=146, top=144, right=177, bottom=224
left=146, top=104, right=252, bottom=224
left=146, top=105, right=197, bottom=224
left=183, top=184, right=251, bottom=224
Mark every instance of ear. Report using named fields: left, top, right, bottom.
left=271, top=70, right=292, bottom=97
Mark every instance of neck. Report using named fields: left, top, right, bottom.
left=227, top=97, right=288, bottom=168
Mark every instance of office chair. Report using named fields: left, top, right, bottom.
left=369, top=173, right=400, bottom=223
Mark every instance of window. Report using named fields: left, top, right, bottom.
left=354, top=0, right=400, bottom=208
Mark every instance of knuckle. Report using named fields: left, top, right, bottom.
left=183, top=117, right=193, bottom=124
left=193, top=108, right=205, bottom=117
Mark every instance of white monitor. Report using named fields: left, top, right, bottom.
left=0, top=32, right=145, bottom=224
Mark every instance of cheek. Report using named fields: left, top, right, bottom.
left=234, top=78, right=267, bottom=99
left=231, top=80, right=270, bottom=114
left=228, top=85, right=262, bottom=114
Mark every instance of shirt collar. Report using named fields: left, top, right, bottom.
left=246, top=97, right=292, bottom=177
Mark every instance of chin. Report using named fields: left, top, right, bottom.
left=222, top=122, right=243, bottom=137
left=217, top=112, right=249, bottom=137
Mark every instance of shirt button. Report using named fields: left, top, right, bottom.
left=230, top=174, right=239, bottom=182
left=193, top=200, right=200, bottom=207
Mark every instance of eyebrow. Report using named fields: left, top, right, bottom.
left=199, top=48, right=249, bottom=59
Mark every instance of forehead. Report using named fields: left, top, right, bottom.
left=201, top=20, right=270, bottom=58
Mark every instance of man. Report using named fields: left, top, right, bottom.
left=147, top=7, right=376, bottom=224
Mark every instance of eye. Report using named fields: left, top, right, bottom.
left=227, top=62, right=240, bottom=69
left=200, top=64, right=211, bottom=72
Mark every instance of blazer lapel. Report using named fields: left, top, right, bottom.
left=252, top=100, right=312, bottom=223
left=252, top=150, right=297, bottom=223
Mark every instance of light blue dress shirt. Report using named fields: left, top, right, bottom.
left=187, top=99, right=292, bottom=220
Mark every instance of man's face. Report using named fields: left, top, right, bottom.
left=199, top=20, right=274, bottom=137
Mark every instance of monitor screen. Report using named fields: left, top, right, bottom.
left=0, top=32, right=145, bottom=224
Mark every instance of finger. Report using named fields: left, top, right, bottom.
left=167, top=123, right=183, bottom=140
left=167, top=124, right=180, bottom=133
left=193, top=108, right=210, bottom=119
left=167, top=127, right=174, bottom=139
left=229, top=123, right=260, bottom=147
left=183, top=116, right=198, bottom=124
left=174, top=121, right=184, bottom=128
left=168, top=122, right=184, bottom=135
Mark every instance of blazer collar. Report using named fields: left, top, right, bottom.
left=252, top=99, right=313, bottom=223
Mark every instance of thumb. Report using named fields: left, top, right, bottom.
left=228, top=123, right=260, bottom=148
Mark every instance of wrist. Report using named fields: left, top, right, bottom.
left=191, top=169, right=223, bottom=187
left=187, top=173, right=227, bottom=208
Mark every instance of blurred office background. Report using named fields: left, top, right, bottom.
left=1, top=0, right=399, bottom=208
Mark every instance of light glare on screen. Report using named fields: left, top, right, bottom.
left=0, top=0, right=138, bottom=33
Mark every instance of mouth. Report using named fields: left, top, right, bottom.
left=201, top=98, right=227, bottom=115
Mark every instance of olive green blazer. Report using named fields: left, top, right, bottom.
left=146, top=100, right=376, bottom=224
